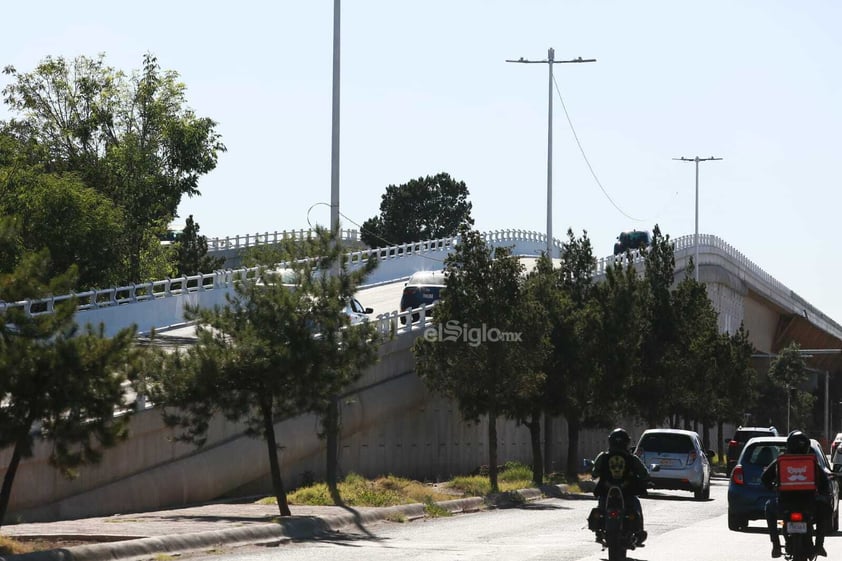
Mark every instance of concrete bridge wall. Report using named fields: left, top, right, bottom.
left=1, top=231, right=829, bottom=523
left=3, top=322, right=695, bottom=524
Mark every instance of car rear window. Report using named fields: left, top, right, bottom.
left=638, top=433, right=694, bottom=453
left=744, top=444, right=784, bottom=466
left=735, top=430, right=775, bottom=441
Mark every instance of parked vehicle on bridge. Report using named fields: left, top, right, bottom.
left=256, top=268, right=372, bottom=325
left=345, top=297, right=374, bottom=325
left=633, top=428, right=713, bottom=499
left=726, top=426, right=779, bottom=476
left=613, top=230, right=651, bottom=256
left=727, top=436, right=839, bottom=532
left=400, top=270, right=446, bottom=324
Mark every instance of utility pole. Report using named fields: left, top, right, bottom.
left=326, top=0, right=341, bottom=496
left=673, top=156, right=722, bottom=281
left=507, top=49, right=595, bottom=259
left=330, top=0, right=341, bottom=236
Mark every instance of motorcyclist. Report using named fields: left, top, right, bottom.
left=589, top=428, right=650, bottom=546
left=761, top=430, right=832, bottom=558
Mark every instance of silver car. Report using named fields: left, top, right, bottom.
left=634, top=428, right=713, bottom=499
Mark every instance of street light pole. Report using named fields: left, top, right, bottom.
left=673, top=156, right=722, bottom=281
left=330, top=0, right=340, bottom=236
left=507, top=49, right=595, bottom=259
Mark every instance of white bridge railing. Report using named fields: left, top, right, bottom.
left=1, top=229, right=839, bottom=340
left=206, top=229, right=360, bottom=251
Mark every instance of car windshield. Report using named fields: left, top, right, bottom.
left=639, top=433, right=694, bottom=453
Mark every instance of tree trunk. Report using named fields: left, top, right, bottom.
left=488, top=413, right=499, bottom=493
left=543, top=413, right=553, bottom=476
left=261, top=399, right=291, bottom=516
left=566, top=417, right=581, bottom=483
left=0, top=432, right=27, bottom=528
left=717, top=420, right=725, bottom=464
left=527, top=410, right=543, bottom=486
left=325, top=398, right=341, bottom=503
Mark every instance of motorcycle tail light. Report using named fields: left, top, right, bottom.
left=790, top=512, right=804, bottom=522
left=731, top=465, right=744, bottom=485
left=608, top=510, right=620, bottom=519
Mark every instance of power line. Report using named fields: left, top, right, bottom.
left=306, top=202, right=448, bottom=266
left=551, top=75, right=680, bottom=223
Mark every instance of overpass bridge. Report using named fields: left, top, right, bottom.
left=2, top=229, right=841, bottom=523
left=5, top=228, right=840, bottom=364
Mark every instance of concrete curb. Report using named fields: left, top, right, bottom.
left=1, top=487, right=575, bottom=561
left=0, top=498, right=485, bottom=561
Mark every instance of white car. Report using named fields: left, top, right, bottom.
left=345, top=297, right=373, bottom=325
left=634, top=428, right=713, bottom=500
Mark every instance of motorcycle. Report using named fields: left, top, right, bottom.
left=781, top=507, right=817, bottom=561
left=588, top=483, right=639, bottom=561
left=585, top=461, right=658, bottom=561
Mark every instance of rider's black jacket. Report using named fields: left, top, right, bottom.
left=591, top=449, right=650, bottom=496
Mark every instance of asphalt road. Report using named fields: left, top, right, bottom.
left=174, top=477, right=842, bottom=561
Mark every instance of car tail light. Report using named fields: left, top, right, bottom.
left=687, top=451, right=697, bottom=465
left=731, top=465, right=744, bottom=485
left=790, top=512, right=804, bottom=522
left=728, top=440, right=738, bottom=448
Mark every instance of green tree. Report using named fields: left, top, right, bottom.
left=631, top=225, right=679, bottom=427
left=522, top=254, right=567, bottom=482
left=413, top=228, right=545, bottom=492
left=593, top=256, right=643, bottom=423
left=713, top=324, right=758, bottom=458
left=0, top=223, right=140, bottom=527
left=361, top=172, right=474, bottom=248
left=173, top=215, right=224, bottom=276
left=148, top=227, right=380, bottom=516
left=0, top=129, right=126, bottom=288
left=549, top=230, right=605, bottom=478
left=670, top=264, right=720, bottom=434
left=768, top=342, right=814, bottom=432
left=2, top=53, right=226, bottom=283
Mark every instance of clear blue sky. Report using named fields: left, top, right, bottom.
left=2, top=2, right=841, bottom=324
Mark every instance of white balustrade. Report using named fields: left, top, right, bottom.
left=2, top=230, right=839, bottom=341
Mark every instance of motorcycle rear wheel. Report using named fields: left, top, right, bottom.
left=787, top=535, right=816, bottom=561
left=607, top=540, right=627, bottom=561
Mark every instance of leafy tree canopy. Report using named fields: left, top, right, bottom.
left=2, top=53, right=226, bottom=283
left=361, top=172, right=474, bottom=248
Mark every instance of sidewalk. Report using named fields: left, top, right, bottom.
left=0, top=487, right=570, bottom=561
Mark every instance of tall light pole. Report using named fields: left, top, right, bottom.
left=673, top=156, right=722, bottom=281
left=507, top=49, right=595, bottom=259
left=330, top=0, right=340, bottom=236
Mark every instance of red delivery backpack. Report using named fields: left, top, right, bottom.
left=777, top=454, right=817, bottom=492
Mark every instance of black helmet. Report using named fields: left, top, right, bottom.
left=786, top=430, right=810, bottom=454
left=608, top=428, right=631, bottom=451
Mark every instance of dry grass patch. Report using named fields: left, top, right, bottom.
left=274, top=473, right=455, bottom=507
